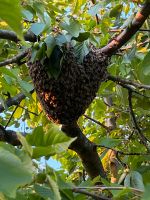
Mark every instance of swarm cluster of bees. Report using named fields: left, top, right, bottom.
left=28, top=46, right=109, bottom=124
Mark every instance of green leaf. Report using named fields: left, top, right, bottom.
left=56, top=34, right=68, bottom=45
left=30, top=23, right=45, bottom=36
left=47, top=175, right=61, bottom=200
left=26, top=126, right=44, bottom=146
left=22, top=9, right=33, bottom=21
left=142, top=184, right=150, bottom=200
left=73, top=0, right=86, bottom=14
left=32, top=146, right=55, bottom=159
left=60, top=19, right=81, bottom=37
left=44, top=35, right=56, bottom=57
left=124, top=174, right=131, bottom=187
left=98, top=137, right=122, bottom=148
left=124, top=171, right=145, bottom=191
left=72, top=32, right=90, bottom=42
left=46, top=45, right=63, bottom=79
left=130, top=171, right=145, bottom=191
left=17, top=134, right=33, bottom=157
left=18, top=80, right=34, bottom=93
left=0, top=142, right=33, bottom=198
left=26, top=124, right=76, bottom=158
left=13, top=106, right=23, bottom=119
left=109, top=4, right=123, bottom=18
left=0, top=0, right=23, bottom=39
left=34, top=184, right=54, bottom=199
left=74, top=41, right=89, bottom=63
left=88, top=3, right=102, bottom=16
left=140, top=51, right=150, bottom=76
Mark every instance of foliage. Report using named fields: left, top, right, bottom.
left=0, top=0, right=150, bottom=199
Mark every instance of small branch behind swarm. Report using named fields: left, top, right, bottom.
left=108, top=75, right=150, bottom=90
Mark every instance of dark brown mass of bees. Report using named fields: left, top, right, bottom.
left=28, top=46, right=109, bottom=124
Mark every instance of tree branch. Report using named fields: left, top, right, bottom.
left=0, top=125, right=21, bottom=146
left=0, top=89, right=34, bottom=113
left=0, top=29, right=37, bottom=43
left=101, top=1, right=150, bottom=55
left=128, top=90, right=150, bottom=152
left=61, top=122, right=107, bottom=179
left=97, top=145, right=150, bottom=156
left=76, top=186, right=143, bottom=194
left=0, top=50, right=28, bottom=67
left=83, top=114, right=110, bottom=131
left=73, top=188, right=111, bottom=200
left=108, top=75, right=150, bottom=90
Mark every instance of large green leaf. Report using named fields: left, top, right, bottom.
left=124, top=171, right=145, bottom=191
left=47, top=175, right=61, bottom=200
left=74, top=41, right=89, bottom=63
left=109, top=4, right=123, bottom=18
left=60, top=19, right=81, bottom=37
left=98, top=137, right=122, bottom=148
left=88, top=3, right=102, bottom=16
left=0, top=0, right=22, bottom=39
left=140, top=51, right=150, bottom=76
left=30, top=23, right=45, bottom=36
left=0, top=142, right=33, bottom=198
left=46, top=45, right=63, bottom=79
left=26, top=124, right=76, bottom=158
left=130, top=171, right=145, bottom=191
left=34, top=184, right=54, bottom=199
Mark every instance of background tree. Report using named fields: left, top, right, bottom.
left=0, top=0, right=150, bottom=199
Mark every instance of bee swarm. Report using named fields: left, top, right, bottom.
left=28, top=47, right=109, bottom=124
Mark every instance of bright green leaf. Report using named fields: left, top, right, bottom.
left=109, top=4, right=123, bottom=18
left=0, top=143, right=33, bottom=198
left=0, top=0, right=23, bottom=39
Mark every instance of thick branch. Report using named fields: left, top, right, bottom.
left=0, top=50, right=28, bottom=67
left=0, top=29, right=37, bottom=43
left=61, top=122, right=106, bottom=179
left=0, top=125, right=21, bottom=146
left=101, top=1, right=150, bottom=55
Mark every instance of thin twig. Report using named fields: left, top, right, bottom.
left=18, top=105, right=39, bottom=116
left=97, top=145, right=150, bottom=156
left=115, top=82, right=150, bottom=99
left=91, top=0, right=100, bottom=25
left=108, top=75, right=150, bottom=90
left=0, top=50, right=28, bottom=67
left=5, top=105, right=19, bottom=129
left=128, top=90, right=150, bottom=152
left=83, top=114, right=110, bottom=131
left=76, top=186, right=143, bottom=193
left=73, top=188, right=111, bottom=200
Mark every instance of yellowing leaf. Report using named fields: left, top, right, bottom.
left=14, top=107, right=23, bottom=119
left=137, top=47, right=148, bottom=53
left=0, top=21, right=8, bottom=27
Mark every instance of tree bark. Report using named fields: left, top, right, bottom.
left=62, top=122, right=106, bottom=179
